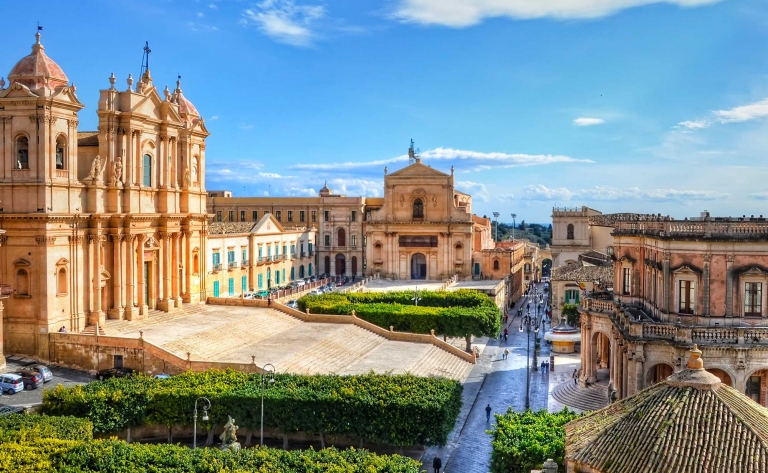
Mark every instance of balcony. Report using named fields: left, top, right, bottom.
left=228, top=262, right=238, bottom=270
left=213, top=263, right=223, bottom=272
left=300, top=251, right=306, bottom=258
left=242, top=259, right=250, bottom=267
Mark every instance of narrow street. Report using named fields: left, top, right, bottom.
left=437, top=282, right=552, bottom=473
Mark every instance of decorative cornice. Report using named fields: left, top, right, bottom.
left=36, top=236, right=56, bottom=246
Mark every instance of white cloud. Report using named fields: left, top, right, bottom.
left=713, top=98, right=768, bottom=124
left=325, top=178, right=382, bottom=197
left=239, top=124, right=254, bottom=130
left=573, top=117, right=605, bottom=127
left=522, top=184, right=728, bottom=202
left=209, top=3, right=218, bottom=9
left=197, top=11, right=205, bottom=17
left=391, top=0, right=722, bottom=27
left=750, top=192, right=768, bottom=201
left=290, top=147, right=593, bottom=172
left=241, top=0, right=325, bottom=47
left=188, top=22, right=219, bottom=32
left=210, top=115, right=220, bottom=120
left=675, top=120, right=710, bottom=130
left=258, top=172, right=285, bottom=179
left=456, top=180, right=490, bottom=201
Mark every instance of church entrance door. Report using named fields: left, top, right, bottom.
left=335, top=254, right=346, bottom=276
left=411, top=253, right=427, bottom=279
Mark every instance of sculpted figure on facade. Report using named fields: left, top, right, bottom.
left=89, top=155, right=102, bottom=180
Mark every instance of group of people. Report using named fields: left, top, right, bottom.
left=540, top=360, right=550, bottom=372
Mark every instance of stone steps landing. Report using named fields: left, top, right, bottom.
left=408, top=345, right=474, bottom=381
left=551, top=380, right=609, bottom=412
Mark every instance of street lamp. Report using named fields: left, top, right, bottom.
left=511, top=213, right=517, bottom=240
left=412, top=287, right=422, bottom=306
left=520, top=313, right=539, bottom=410
left=493, top=212, right=500, bottom=242
left=260, top=363, right=276, bottom=446
left=193, top=396, right=211, bottom=449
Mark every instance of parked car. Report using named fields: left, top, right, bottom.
left=0, top=374, right=24, bottom=394
left=26, top=364, right=53, bottom=383
left=286, top=299, right=298, bottom=309
left=0, top=406, right=23, bottom=416
left=96, top=368, right=136, bottom=381
left=294, top=280, right=305, bottom=287
left=153, top=373, right=172, bottom=380
left=309, top=289, right=323, bottom=296
left=13, top=369, right=43, bottom=390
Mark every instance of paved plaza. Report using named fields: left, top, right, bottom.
left=105, top=305, right=474, bottom=381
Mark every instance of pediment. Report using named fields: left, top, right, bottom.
left=50, top=86, right=84, bottom=107
left=56, top=258, right=69, bottom=266
left=672, top=263, right=702, bottom=275
left=739, top=266, right=768, bottom=277
left=13, top=258, right=30, bottom=267
left=130, top=87, right=165, bottom=121
left=251, top=213, right=284, bottom=234
left=0, top=82, right=39, bottom=99
left=388, top=162, right=450, bottom=178
left=618, top=255, right=636, bottom=264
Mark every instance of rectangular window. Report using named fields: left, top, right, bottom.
left=351, top=211, right=357, bottom=222
left=290, top=244, right=295, bottom=256
left=252, top=210, right=258, bottom=221
left=308, top=243, right=313, bottom=254
left=212, top=252, right=221, bottom=268
left=216, top=211, right=222, bottom=222
left=242, top=276, right=247, bottom=293
left=283, top=245, right=287, bottom=256
left=351, top=235, right=357, bottom=248
left=679, top=280, right=695, bottom=314
left=747, top=376, right=761, bottom=403
left=240, top=210, right=246, bottom=222
left=288, top=211, right=294, bottom=222
left=228, top=210, right=234, bottom=222
left=276, top=211, right=282, bottom=222
left=324, top=211, right=330, bottom=221
left=299, top=211, right=305, bottom=222
left=258, top=246, right=263, bottom=258
left=746, top=282, right=763, bottom=316
left=324, top=235, right=330, bottom=247
left=565, top=289, right=580, bottom=304
left=228, top=250, right=235, bottom=264
left=622, top=268, right=631, bottom=296
left=228, top=278, right=235, bottom=296
left=143, top=154, right=152, bottom=186
left=242, top=249, right=247, bottom=263
left=258, top=274, right=263, bottom=289
left=311, top=211, right=317, bottom=223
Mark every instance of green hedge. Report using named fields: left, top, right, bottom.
left=298, top=289, right=501, bottom=339
left=488, top=408, right=581, bottom=473
left=0, top=414, right=93, bottom=442
left=0, top=439, right=421, bottom=472
left=43, top=370, right=462, bottom=447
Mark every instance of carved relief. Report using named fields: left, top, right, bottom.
left=88, top=155, right=102, bottom=179
left=36, top=236, right=55, bottom=246
left=399, top=194, right=404, bottom=207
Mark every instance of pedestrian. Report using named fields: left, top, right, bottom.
left=545, top=361, right=550, bottom=373
left=540, top=360, right=544, bottom=371
left=58, top=326, right=66, bottom=333
left=572, top=369, right=578, bottom=385
left=504, top=313, right=509, bottom=323
left=267, top=296, right=272, bottom=307
left=432, top=455, right=442, bottom=473
left=503, top=348, right=509, bottom=360
left=485, top=404, right=492, bottom=422
left=504, top=332, right=508, bottom=342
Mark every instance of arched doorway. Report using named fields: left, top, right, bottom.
left=646, top=363, right=674, bottom=386
left=411, top=253, right=427, bottom=279
left=335, top=254, right=346, bottom=276
left=708, top=368, right=733, bottom=387
left=324, top=256, right=331, bottom=275
left=338, top=228, right=346, bottom=247
left=351, top=256, right=358, bottom=276
left=592, top=332, right=611, bottom=383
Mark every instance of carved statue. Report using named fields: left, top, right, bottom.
left=113, top=159, right=123, bottom=182
left=89, top=155, right=102, bottom=180
left=185, top=171, right=191, bottom=187
left=219, top=415, right=241, bottom=452
left=432, top=194, right=437, bottom=207
left=399, top=194, right=404, bottom=207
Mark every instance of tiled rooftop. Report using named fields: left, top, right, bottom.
left=77, top=131, right=99, bottom=146
left=551, top=261, right=613, bottom=286
left=208, top=222, right=254, bottom=234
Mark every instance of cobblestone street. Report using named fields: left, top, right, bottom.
left=423, top=282, right=552, bottom=473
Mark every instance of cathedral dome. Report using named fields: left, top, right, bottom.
left=8, top=32, right=68, bottom=91
left=173, top=78, right=200, bottom=122
left=319, top=182, right=332, bottom=197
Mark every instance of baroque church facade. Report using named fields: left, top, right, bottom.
left=0, top=33, right=209, bottom=359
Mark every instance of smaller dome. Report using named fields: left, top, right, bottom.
left=319, top=181, right=332, bottom=197
left=173, top=78, right=200, bottom=122
left=8, top=32, right=68, bottom=91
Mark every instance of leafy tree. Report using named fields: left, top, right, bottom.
left=562, top=302, right=580, bottom=327
left=520, top=220, right=527, bottom=231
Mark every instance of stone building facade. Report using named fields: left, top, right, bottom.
left=0, top=33, right=208, bottom=358
left=550, top=206, right=613, bottom=267
left=205, top=215, right=315, bottom=296
left=579, top=214, right=768, bottom=405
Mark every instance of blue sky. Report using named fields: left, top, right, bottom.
left=4, top=0, right=768, bottom=223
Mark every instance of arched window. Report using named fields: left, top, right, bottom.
left=493, top=260, right=500, bottom=270
left=16, top=269, right=29, bottom=296
left=193, top=252, right=200, bottom=274
left=299, top=265, right=305, bottom=278
left=55, top=136, right=67, bottom=170
left=16, top=136, right=29, bottom=169
left=338, top=228, right=346, bottom=247
left=57, top=268, right=67, bottom=295
left=567, top=224, right=575, bottom=240
left=143, top=154, right=152, bottom=186
left=413, top=198, right=424, bottom=219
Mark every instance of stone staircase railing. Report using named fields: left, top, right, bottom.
left=206, top=297, right=476, bottom=364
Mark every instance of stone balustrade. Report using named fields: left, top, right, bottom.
left=614, top=219, right=768, bottom=239
left=642, top=324, right=676, bottom=340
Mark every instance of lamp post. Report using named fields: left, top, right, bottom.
left=412, top=287, right=422, bottom=306
left=193, top=396, right=211, bottom=449
left=260, top=363, right=276, bottom=446
left=511, top=213, right=517, bottom=240
left=493, top=212, right=500, bottom=241
left=520, top=313, right=539, bottom=410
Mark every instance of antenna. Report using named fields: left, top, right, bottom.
left=140, top=41, right=151, bottom=77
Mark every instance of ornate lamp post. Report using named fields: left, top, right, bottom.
left=412, top=287, right=422, bottom=306
left=493, top=212, right=500, bottom=241
left=260, top=363, right=276, bottom=446
left=520, top=312, right=539, bottom=410
left=193, top=396, right=211, bottom=449
left=511, top=213, right=516, bottom=240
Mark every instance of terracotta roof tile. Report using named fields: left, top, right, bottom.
left=208, top=222, right=254, bottom=235
left=77, top=131, right=99, bottom=147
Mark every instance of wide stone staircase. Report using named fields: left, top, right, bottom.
left=551, top=380, right=609, bottom=412
left=409, top=345, right=475, bottom=381
left=97, top=304, right=209, bottom=335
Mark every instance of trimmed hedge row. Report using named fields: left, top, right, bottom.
left=0, top=414, right=93, bottom=442
left=298, top=290, right=501, bottom=340
left=488, top=408, right=581, bottom=473
left=0, top=439, right=421, bottom=472
left=43, top=370, right=462, bottom=447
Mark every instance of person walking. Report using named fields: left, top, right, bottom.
left=572, top=369, right=578, bottom=385
left=503, top=348, right=509, bottom=360
left=485, top=404, right=492, bottom=422
left=267, top=296, right=272, bottom=307
left=432, top=455, right=442, bottom=473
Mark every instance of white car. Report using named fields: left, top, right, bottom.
left=294, top=280, right=306, bottom=287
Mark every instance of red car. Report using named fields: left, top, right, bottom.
left=13, top=369, right=43, bottom=390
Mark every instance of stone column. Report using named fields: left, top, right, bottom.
left=726, top=254, right=734, bottom=317
left=702, top=253, right=711, bottom=316
left=0, top=301, right=5, bottom=369
left=137, top=235, right=147, bottom=316
left=109, top=234, right=123, bottom=319
left=621, top=348, right=629, bottom=399
left=158, top=232, right=171, bottom=311
left=125, top=235, right=136, bottom=320
left=635, top=352, right=645, bottom=393
left=89, top=235, right=105, bottom=326
left=662, top=251, right=671, bottom=313
left=172, top=233, right=181, bottom=307
left=184, top=230, right=192, bottom=302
